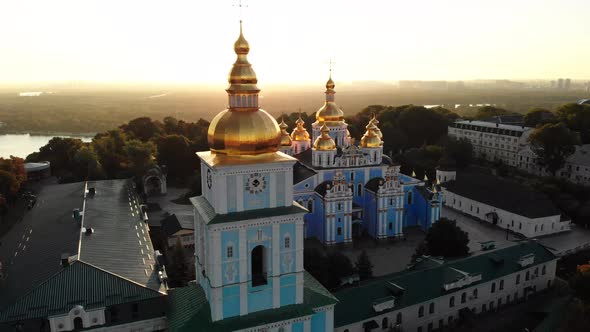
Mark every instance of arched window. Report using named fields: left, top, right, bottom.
left=350, top=172, right=355, bottom=182
left=226, top=245, right=234, bottom=258
left=516, top=274, right=520, bottom=284
left=396, top=312, right=402, bottom=324
left=418, top=305, right=424, bottom=317
left=491, top=282, right=496, bottom=293
left=382, top=317, right=388, bottom=329
left=525, top=271, right=530, bottom=281
left=251, top=245, right=267, bottom=286
left=407, top=191, right=413, bottom=204
left=473, top=288, right=478, bottom=298
left=449, top=296, right=455, bottom=307
left=284, top=236, right=291, bottom=249
left=357, top=183, right=363, bottom=196
left=499, top=280, right=504, bottom=290
left=542, top=265, right=546, bottom=275
left=73, top=317, right=83, bottom=330
left=534, top=267, right=539, bottom=275
left=307, top=199, right=313, bottom=213
left=461, top=292, right=466, bottom=303
left=429, top=302, right=435, bottom=314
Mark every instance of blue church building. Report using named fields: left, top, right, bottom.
left=279, top=78, right=442, bottom=245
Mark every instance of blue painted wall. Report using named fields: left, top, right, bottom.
left=311, top=310, right=327, bottom=332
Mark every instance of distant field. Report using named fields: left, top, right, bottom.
left=0, top=85, right=585, bottom=134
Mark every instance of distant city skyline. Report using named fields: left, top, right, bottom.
left=1, top=0, right=589, bottom=85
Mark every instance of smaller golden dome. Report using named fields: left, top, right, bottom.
left=291, top=115, right=310, bottom=141
left=315, top=74, right=344, bottom=124
left=368, top=114, right=383, bottom=139
left=313, top=124, right=336, bottom=151
left=360, top=123, right=382, bottom=148
left=279, top=119, right=292, bottom=146
left=234, top=21, right=249, bottom=55
left=326, top=76, right=335, bottom=90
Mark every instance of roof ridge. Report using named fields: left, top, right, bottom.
left=75, top=260, right=166, bottom=295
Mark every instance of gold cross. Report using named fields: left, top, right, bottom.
left=233, top=0, right=248, bottom=21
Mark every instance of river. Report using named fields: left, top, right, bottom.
left=0, top=134, right=93, bottom=158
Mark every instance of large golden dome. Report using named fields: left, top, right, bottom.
left=315, top=76, right=344, bottom=124
left=207, top=21, right=280, bottom=156
left=291, top=115, right=310, bottom=141
left=313, top=124, right=336, bottom=151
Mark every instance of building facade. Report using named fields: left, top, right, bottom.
left=333, top=242, right=557, bottom=332
left=280, top=79, right=441, bottom=246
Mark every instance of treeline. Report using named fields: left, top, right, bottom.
left=26, top=117, right=210, bottom=193
left=0, top=157, right=27, bottom=215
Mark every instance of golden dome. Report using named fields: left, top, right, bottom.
left=207, top=21, right=281, bottom=156
left=279, top=119, right=292, bottom=146
left=313, top=124, right=336, bottom=151
left=360, top=123, right=382, bottom=148
left=291, top=115, right=310, bottom=141
left=208, top=109, right=280, bottom=155
left=315, top=75, right=344, bottom=124
left=368, top=113, right=382, bottom=139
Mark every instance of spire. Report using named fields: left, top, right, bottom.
left=227, top=20, right=260, bottom=99
left=315, top=70, right=344, bottom=123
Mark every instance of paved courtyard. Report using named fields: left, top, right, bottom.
left=442, top=206, right=590, bottom=257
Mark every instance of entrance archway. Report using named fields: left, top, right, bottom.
left=73, top=317, right=83, bottom=330
left=251, top=245, right=267, bottom=286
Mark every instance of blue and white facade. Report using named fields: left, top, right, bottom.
left=285, top=80, right=442, bottom=245
left=188, top=21, right=335, bottom=331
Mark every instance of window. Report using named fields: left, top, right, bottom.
left=429, top=302, right=435, bottom=314
left=337, top=203, right=343, bottom=211
left=350, top=172, right=355, bottom=182
left=389, top=222, right=393, bottom=230
left=382, top=317, right=388, bottom=329
left=338, top=217, right=341, bottom=223
left=491, top=282, right=496, bottom=293
left=418, top=305, right=424, bottom=317
left=542, top=265, right=546, bottom=275
left=525, top=271, right=530, bottom=281
left=357, top=183, right=363, bottom=196
left=473, top=288, right=478, bottom=298
left=284, top=236, right=291, bottom=249
left=251, top=245, right=267, bottom=286
left=482, top=304, right=487, bottom=312
left=461, top=292, right=466, bottom=303
left=499, top=280, right=504, bottom=290
left=449, top=296, right=455, bottom=308
left=227, top=246, right=234, bottom=258
left=389, top=198, right=394, bottom=206
left=396, top=312, right=402, bottom=324
left=516, top=274, right=520, bottom=285
left=408, top=191, right=413, bottom=205
left=519, top=223, right=522, bottom=230
left=307, top=199, right=313, bottom=213
left=427, top=322, right=433, bottom=331
left=257, top=229, right=263, bottom=240
left=534, top=267, right=539, bottom=276
left=337, top=227, right=342, bottom=236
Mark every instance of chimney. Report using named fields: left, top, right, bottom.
left=61, top=253, right=71, bottom=267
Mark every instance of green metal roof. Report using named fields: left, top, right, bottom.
left=191, top=196, right=308, bottom=225
left=333, top=242, right=556, bottom=327
left=167, top=272, right=337, bottom=332
left=0, top=260, right=164, bottom=323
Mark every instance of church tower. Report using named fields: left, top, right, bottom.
left=191, top=21, right=336, bottom=329
left=312, top=74, right=349, bottom=148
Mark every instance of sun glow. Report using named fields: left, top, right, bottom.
left=1, top=0, right=589, bottom=84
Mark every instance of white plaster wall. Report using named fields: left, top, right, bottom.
left=335, top=260, right=556, bottom=332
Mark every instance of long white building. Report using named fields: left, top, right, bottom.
left=333, top=242, right=557, bottom=332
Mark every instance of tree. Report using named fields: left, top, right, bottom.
left=444, top=137, right=473, bottom=168
left=34, top=137, right=84, bottom=177
left=570, top=270, right=590, bottom=303
left=156, top=135, right=197, bottom=181
left=326, top=252, right=355, bottom=287
left=355, top=250, right=373, bottom=280
left=92, top=129, right=129, bottom=178
left=167, top=238, right=189, bottom=287
left=421, top=218, right=469, bottom=258
left=124, top=140, right=156, bottom=177
left=528, top=123, right=578, bottom=176
left=120, top=117, right=163, bottom=142
left=397, top=105, right=448, bottom=148
left=474, top=106, right=511, bottom=120
left=73, top=146, right=104, bottom=180
left=524, top=108, right=555, bottom=128
left=555, top=103, right=590, bottom=144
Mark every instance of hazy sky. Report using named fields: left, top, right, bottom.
left=1, top=0, right=589, bottom=85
